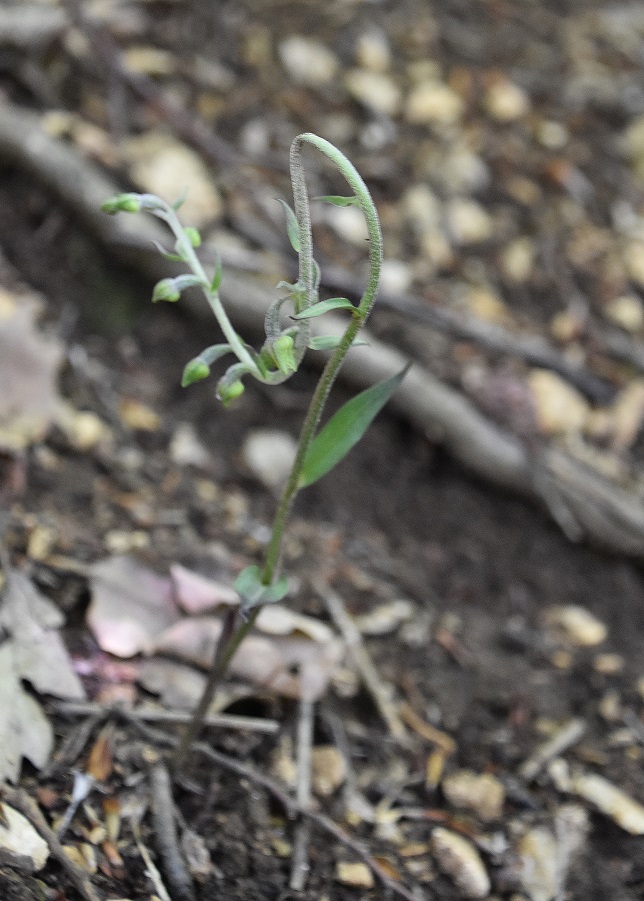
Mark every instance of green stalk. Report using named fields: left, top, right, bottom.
left=172, top=134, right=382, bottom=761
left=156, top=205, right=260, bottom=376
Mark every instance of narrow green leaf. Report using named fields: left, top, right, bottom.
left=308, top=335, right=368, bottom=351
left=315, top=195, right=359, bottom=207
left=171, top=188, right=188, bottom=211
left=211, top=257, right=223, bottom=292
left=277, top=199, right=301, bottom=253
left=299, top=364, right=410, bottom=488
left=234, top=565, right=289, bottom=611
left=293, top=297, right=355, bottom=320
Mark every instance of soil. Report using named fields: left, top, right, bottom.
left=1, top=1, right=644, bottom=900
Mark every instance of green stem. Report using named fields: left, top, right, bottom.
left=171, top=134, right=383, bottom=764
left=157, top=206, right=260, bottom=376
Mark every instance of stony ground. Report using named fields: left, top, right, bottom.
left=1, top=1, right=644, bottom=900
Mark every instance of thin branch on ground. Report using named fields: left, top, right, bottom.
left=130, top=814, right=173, bottom=901
left=519, top=717, right=586, bottom=782
left=315, top=579, right=408, bottom=742
left=290, top=697, right=314, bottom=891
left=0, top=786, right=102, bottom=901
left=50, top=699, right=280, bottom=734
left=149, top=762, right=196, bottom=901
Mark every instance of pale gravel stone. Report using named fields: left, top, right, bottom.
left=241, top=429, right=297, bottom=491
left=344, top=68, right=402, bottom=117
left=442, top=769, right=505, bottom=822
left=484, top=78, right=530, bottom=121
left=278, top=35, right=338, bottom=86
left=544, top=604, right=608, bottom=646
left=500, top=237, right=536, bottom=282
left=355, top=28, right=391, bottom=73
left=405, top=80, right=465, bottom=126
left=431, top=827, right=491, bottom=899
left=445, top=198, right=493, bottom=245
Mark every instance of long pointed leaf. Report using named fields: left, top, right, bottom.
left=293, top=298, right=355, bottom=320
left=277, top=200, right=301, bottom=253
left=299, top=364, right=410, bottom=488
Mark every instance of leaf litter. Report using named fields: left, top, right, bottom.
left=0, top=570, right=85, bottom=783
left=88, top=554, right=344, bottom=702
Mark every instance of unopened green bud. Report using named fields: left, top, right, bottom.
left=152, top=278, right=181, bottom=302
left=184, top=227, right=202, bottom=248
left=217, top=378, right=245, bottom=406
left=181, top=357, right=210, bottom=387
left=101, top=193, right=142, bottom=214
left=272, top=334, right=297, bottom=375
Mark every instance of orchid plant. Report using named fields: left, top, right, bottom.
left=103, top=133, right=407, bottom=764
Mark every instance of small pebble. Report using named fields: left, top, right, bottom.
left=604, top=295, right=644, bottom=332
left=516, top=826, right=559, bottom=901
left=311, top=745, right=347, bottom=796
left=528, top=371, right=589, bottom=436
left=484, top=77, right=530, bottom=121
left=535, top=120, right=569, bottom=149
left=442, top=769, right=505, bottom=822
left=405, top=80, right=465, bottom=126
left=278, top=35, right=338, bottom=86
left=446, top=198, right=493, bottom=245
left=355, top=28, right=391, bottom=72
left=241, top=429, right=297, bottom=492
left=624, top=240, right=644, bottom=288
left=336, top=861, right=374, bottom=888
left=323, top=203, right=368, bottom=246
left=593, top=653, right=624, bottom=675
left=500, top=237, right=535, bottom=282
left=543, top=605, right=607, bottom=647
left=431, top=827, right=491, bottom=898
left=379, top=259, right=414, bottom=295
left=345, top=68, right=402, bottom=116
left=568, top=769, right=644, bottom=835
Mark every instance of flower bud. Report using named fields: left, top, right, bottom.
left=181, top=357, right=210, bottom=387
left=217, top=378, right=245, bottom=406
left=184, top=227, right=202, bottom=248
left=152, top=278, right=181, bottom=302
left=272, top=334, right=297, bottom=375
left=101, top=193, right=142, bottom=214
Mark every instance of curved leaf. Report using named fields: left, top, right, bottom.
left=299, top=364, right=410, bottom=488
left=235, top=565, right=289, bottom=612
left=277, top=200, right=301, bottom=253
left=293, top=298, right=355, bottom=320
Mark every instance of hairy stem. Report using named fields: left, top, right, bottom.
left=172, top=134, right=382, bottom=763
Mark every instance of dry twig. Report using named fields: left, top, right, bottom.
left=315, top=580, right=408, bottom=741
left=149, top=762, right=196, bottom=901
left=290, top=697, right=314, bottom=891
left=50, top=699, right=280, bottom=734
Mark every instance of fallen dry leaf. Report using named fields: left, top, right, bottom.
left=0, top=802, right=49, bottom=872
left=170, top=563, right=238, bottom=615
left=0, top=642, right=53, bottom=783
left=0, top=293, right=62, bottom=450
left=88, top=556, right=181, bottom=657
left=0, top=571, right=85, bottom=700
left=0, top=570, right=85, bottom=781
left=150, top=616, right=344, bottom=701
